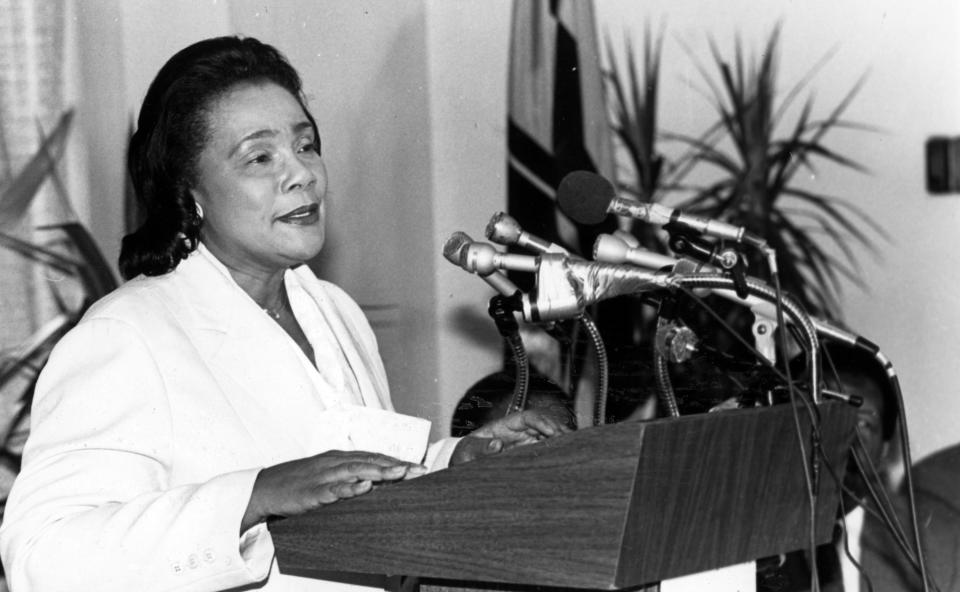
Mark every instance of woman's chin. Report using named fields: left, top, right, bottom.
left=284, top=239, right=325, bottom=265
left=274, top=228, right=325, bottom=263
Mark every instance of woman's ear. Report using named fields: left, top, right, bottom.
left=186, top=185, right=205, bottom=222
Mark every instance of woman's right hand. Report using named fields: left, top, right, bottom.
left=241, top=450, right=426, bottom=532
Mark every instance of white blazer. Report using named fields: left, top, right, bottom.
left=0, top=245, right=457, bottom=592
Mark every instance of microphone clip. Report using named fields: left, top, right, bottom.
left=665, top=224, right=750, bottom=299
left=487, top=292, right=524, bottom=338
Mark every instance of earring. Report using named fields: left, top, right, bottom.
left=195, top=202, right=204, bottom=221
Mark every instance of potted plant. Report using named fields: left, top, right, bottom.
left=0, top=109, right=117, bottom=508
left=669, top=25, right=887, bottom=321
left=601, top=25, right=888, bottom=417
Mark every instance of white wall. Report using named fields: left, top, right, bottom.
left=423, top=0, right=514, bottom=436
left=71, top=0, right=960, bottom=458
left=71, top=0, right=232, bottom=270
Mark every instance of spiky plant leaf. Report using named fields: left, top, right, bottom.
left=671, top=27, right=885, bottom=318
left=42, top=222, right=118, bottom=300
left=0, top=313, right=75, bottom=391
left=0, top=231, right=80, bottom=275
left=0, top=111, right=72, bottom=230
left=0, top=107, right=118, bottom=434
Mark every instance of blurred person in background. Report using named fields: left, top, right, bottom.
left=760, top=341, right=901, bottom=592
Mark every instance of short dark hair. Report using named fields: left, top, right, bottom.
left=451, top=371, right=576, bottom=437
left=119, top=36, right=320, bottom=279
left=820, top=341, right=899, bottom=441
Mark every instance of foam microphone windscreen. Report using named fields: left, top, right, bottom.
left=557, top=170, right=616, bottom=225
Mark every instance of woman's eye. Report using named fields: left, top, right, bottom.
left=247, top=153, right=271, bottom=165
left=298, top=141, right=320, bottom=155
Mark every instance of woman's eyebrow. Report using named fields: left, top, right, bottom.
left=230, top=121, right=315, bottom=156
left=230, top=128, right=278, bottom=157
left=292, top=120, right=314, bottom=135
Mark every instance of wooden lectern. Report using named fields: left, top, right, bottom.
left=269, top=402, right=858, bottom=590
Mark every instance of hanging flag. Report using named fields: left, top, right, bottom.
left=507, top=0, right=615, bottom=267
left=506, top=0, right=621, bottom=408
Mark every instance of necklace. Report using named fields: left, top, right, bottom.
left=261, top=285, right=288, bottom=322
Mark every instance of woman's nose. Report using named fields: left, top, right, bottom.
left=282, top=152, right=318, bottom=192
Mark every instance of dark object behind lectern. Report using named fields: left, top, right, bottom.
left=269, top=402, right=857, bottom=590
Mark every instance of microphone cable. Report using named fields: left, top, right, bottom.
left=676, top=280, right=825, bottom=591
left=818, top=347, right=919, bottom=579
left=831, top=337, right=933, bottom=592
left=886, top=370, right=934, bottom=592
left=849, top=435, right=925, bottom=582
left=766, top=247, right=824, bottom=592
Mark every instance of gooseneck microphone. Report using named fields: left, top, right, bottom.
left=557, top=170, right=767, bottom=249
left=442, top=232, right=524, bottom=296
left=455, top=240, right=539, bottom=276
left=593, top=234, right=678, bottom=271
left=593, top=232, right=871, bottom=351
left=485, top=211, right=571, bottom=255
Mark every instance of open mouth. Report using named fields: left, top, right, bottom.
left=277, top=203, right=320, bottom=224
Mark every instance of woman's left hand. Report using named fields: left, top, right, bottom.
left=450, top=408, right=572, bottom=465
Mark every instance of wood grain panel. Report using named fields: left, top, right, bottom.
left=615, top=403, right=855, bottom=585
left=270, top=403, right=857, bottom=590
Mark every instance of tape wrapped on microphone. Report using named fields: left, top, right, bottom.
left=522, top=253, right=676, bottom=322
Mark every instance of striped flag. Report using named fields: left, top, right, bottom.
left=507, top=0, right=615, bottom=271
left=506, top=0, right=621, bottom=405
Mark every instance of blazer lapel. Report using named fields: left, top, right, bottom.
left=172, top=248, right=352, bottom=461
left=290, top=266, right=392, bottom=411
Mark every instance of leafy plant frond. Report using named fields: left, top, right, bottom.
left=773, top=41, right=839, bottom=127
left=608, top=24, right=886, bottom=323
left=807, top=119, right=883, bottom=135
left=676, top=34, right=729, bottom=118
left=0, top=107, right=119, bottom=441
left=770, top=215, right=848, bottom=313
left=0, top=230, right=82, bottom=275
left=605, top=21, right=668, bottom=201
left=779, top=71, right=870, bottom=185
left=774, top=207, right=866, bottom=276
left=780, top=187, right=889, bottom=246
left=782, top=140, right=870, bottom=174
left=0, top=312, right=75, bottom=391
left=0, top=110, right=73, bottom=230
left=657, top=122, right=727, bottom=179
left=43, top=222, right=119, bottom=300
left=774, top=208, right=870, bottom=286
left=0, top=116, right=12, bottom=182
left=675, top=28, right=882, bottom=318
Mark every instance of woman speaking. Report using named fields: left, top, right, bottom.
left=0, top=36, right=567, bottom=592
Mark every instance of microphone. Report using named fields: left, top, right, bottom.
left=442, top=232, right=524, bottom=296
left=594, top=233, right=679, bottom=271
left=593, top=233, right=868, bottom=348
left=458, top=241, right=539, bottom=276
left=485, top=211, right=571, bottom=255
left=448, top=238, right=673, bottom=322
left=612, top=229, right=640, bottom=248
left=557, top=170, right=767, bottom=249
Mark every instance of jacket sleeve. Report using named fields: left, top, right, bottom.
left=0, top=317, right=274, bottom=592
left=424, top=437, right=461, bottom=471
